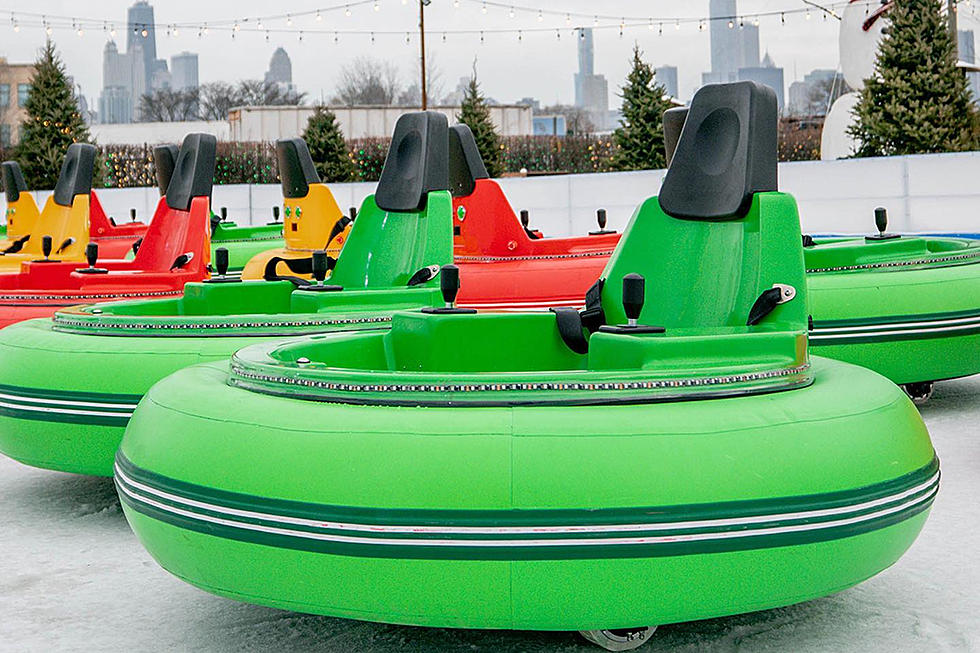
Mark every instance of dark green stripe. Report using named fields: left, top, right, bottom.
left=0, top=405, right=131, bottom=426
left=115, top=452, right=938, bottom=530
left=115, top=472, right=937, bottom=543
left=813, top=307, right=980, bottom=330
left=117, top=486, right=936, bottom=561
left=0, top=384, right=138, bottom=426
left=0, top=383, right=142, bottom=405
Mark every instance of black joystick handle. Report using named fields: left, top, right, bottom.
left=273, top=206, right=280, bottom=221
left=215, top=247, right=229, bottom=277
left=875, top=207, right=887, bottom=235
left=130, top=208, right=137, bottom=221
left=597, top=209, right=607, bottom=230
left=441, top=264, right=460, bottom=308
left=622, top=273, right=644, bottom=326
left=220, top=207, right=228, bottom=221
left=520, top=210, right=530, bottom=228
left=312, top=250, right=328, bottom=284
left=349, top=206, right=358, bottom=221
left=42, top=235, right=52, bottom=259
left=85, top=243, right=98, bottom=268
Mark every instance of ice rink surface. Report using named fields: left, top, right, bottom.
left=1, top=375, right=977, bottom=652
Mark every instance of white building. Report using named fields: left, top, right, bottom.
left=228, top=105, right=534, bottom=142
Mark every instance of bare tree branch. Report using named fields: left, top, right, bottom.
left=333, top=58, right=401, bottom=105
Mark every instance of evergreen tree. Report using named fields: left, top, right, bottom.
left=302, top=105, right=354, bottom=182
left=14, top=40, right=92, bottom=189
left=612, top=45, right=674, bottom=171
left=458, top=70, right=503, bottom=177
left=849, top=0, right=978, bottom=156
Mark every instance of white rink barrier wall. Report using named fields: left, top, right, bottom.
left=5, top=151, right=979, bottom=237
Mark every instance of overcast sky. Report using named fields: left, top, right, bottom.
left=0, top=0, right=972, bottom=109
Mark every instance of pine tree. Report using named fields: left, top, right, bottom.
left=458, top=70, right=503, bottom=177
left=849, top=0, right=979, bottom=156
left=612, top=45, right=674, bottom=171
left=14, top=40, right=93, bottom=189
left=302, top=105, right=355, bottom=182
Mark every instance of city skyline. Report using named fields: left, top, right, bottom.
left=0, top=0, right=869, bottom=113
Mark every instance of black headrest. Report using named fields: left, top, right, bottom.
left=52, top=143, right=96, bottom=207
left=658, top=81, right=777, bottom=221
left=662, top=107, right=689, bottom=167
left=1, top=161, right=27, bottom=203
left=277, top=138, right=321, bottom=199
left=449, top=124, right=489, bottom=197
left=166, top=133, right=216, bottom=212
left=153, top=145, right=179, bottom=197
left=375, top=111, right=449, bottom=212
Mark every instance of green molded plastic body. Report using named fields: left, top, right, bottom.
left=806, top=236, right=980, bottom=385
left=211, top=221, right=285, bottom=271
left=116, top=190, right=936, bottom=630
left=118, top=354, right=933, bottom=631
left=0, top=193, right=452, bottom=476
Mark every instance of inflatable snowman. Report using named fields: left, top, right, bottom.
left=821, top=1, right=891, bottom=159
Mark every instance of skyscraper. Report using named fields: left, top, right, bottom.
left=737, top=24, right=760, bottom=69
left=127, top=1, right=156, bottom=87
left=264, top=48, right=293, bottom=87
left=703, top=1, right=762, bottom=86
left=573, top=28, right=609, bottom=130
left=655, top=66, right=679, bottom=99
left=737, top=52, right=785, bottom=112
left=706, top=0, right=739, bottom=84
left=99, top=39, right=145, bottom=123
left=171, top=52, right=199, bottom=91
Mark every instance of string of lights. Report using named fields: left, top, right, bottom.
left=0, top=0, right=940, bottom=42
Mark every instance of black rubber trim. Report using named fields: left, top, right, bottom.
left=152, top=145, right=178, bottom=197
left=52, top=144, right=96, bottom=207
left=166, top=134, right=217, bottom=212
left=659, top=81, right=777, bottom=221
left=551, top=307, right=589, bottom=354
left=277, top=138, right=321, bottom=199
left=262, top=256, right=335, bottom=286
left=1, top=161, right=27, bottom=203
left=375, top=111, right=449, bottom=212
left=448, top=124, right=489, bottom=197
left=581, top=278, right=606, bottom=333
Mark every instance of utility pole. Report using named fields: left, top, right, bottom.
left=419, top=0, right=430, bottom=109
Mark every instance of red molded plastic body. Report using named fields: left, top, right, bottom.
left=453, top=179, right=620, bottom=310
left=0, top=196, right=209, bottom=328
left=88, top=191, right=148, bottom=258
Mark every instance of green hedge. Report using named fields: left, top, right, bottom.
left=5, top=120, right=825, bottom=190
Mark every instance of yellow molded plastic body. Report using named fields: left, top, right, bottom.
left=0, top=194, right=90, bottom=271
left=240, top=183, right=349, bottom=281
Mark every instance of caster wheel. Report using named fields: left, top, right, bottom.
left=902, top=381, right=935, bottom=405
left=579, top=626, right=657, bottom=651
